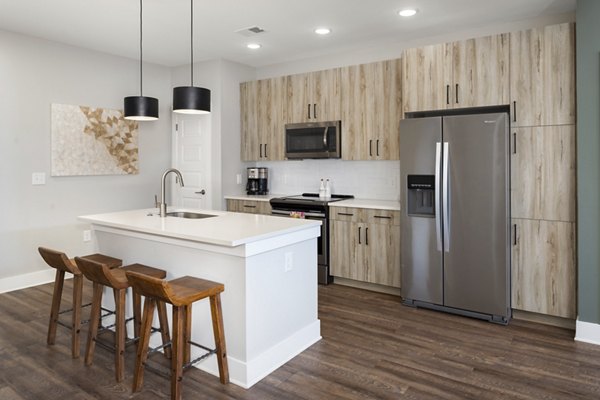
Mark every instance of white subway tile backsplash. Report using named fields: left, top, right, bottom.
left=258, top=160, right=400, bottom=200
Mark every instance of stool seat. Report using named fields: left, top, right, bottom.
left=126, top=272, right=229, bottom=400
left=74, top=257, right=171, bottom=383
left=38, top=247, right=122, bottom=359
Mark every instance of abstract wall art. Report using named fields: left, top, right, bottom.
left=51, top=103, right=139, bottom=176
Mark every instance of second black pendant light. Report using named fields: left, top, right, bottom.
left=124, top=0, right=159, bottom=121
left=173, top=0, right=211, bottom=114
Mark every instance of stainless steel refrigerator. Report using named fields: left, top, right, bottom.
left=400, top=112, right=510, bottom=324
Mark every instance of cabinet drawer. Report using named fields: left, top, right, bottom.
left=329, top=207, right=364, bottom=222
left=226, top=199, right=271, bottom=215
left=364, top=209, right=400, bottom=226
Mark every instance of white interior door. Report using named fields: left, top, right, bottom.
left=172, top=113, right=212, bottom=210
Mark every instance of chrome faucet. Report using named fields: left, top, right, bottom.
left=159, top=168, right=185, bottom=217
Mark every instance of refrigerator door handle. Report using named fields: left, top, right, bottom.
left=443, top=142, right=450, bottom=252
left=435, top=142, right=442, bottom=251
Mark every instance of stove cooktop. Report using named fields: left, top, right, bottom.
left=281, top=193, right=354, bottom=203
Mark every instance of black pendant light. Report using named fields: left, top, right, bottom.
left=124, top=0, right=159, bottom=121
left=173, top=0, right=211, bottom=114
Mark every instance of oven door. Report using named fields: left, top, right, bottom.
left=271, top=209, right=327, bottom=267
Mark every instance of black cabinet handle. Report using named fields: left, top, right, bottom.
left=374, top=215, right=392, bottom=219
left=376, top=139, right=380, bottom=157
left=358, top=227, right=362, bottom=244
left=243, top=205, right=257, bottom=209
left=513, top=101, right=517, bottom=122
left=455, top=83, right=459, bottom=104
left=259, top=144, right=263, bottom=158
left=513, top=224, right=517, bottom=246
left=307, top=104, right=311, bottom=119
left=446, top=85, right=450, bottom=105
left=338, top=212, right=354, bottom=216
left=265, top=143, right=268, bottom=158
left=313, top=103, right=317, bottom=120
left=513, top=133, right=517, bottom=154
left=369, top=140, right=373, bottom=157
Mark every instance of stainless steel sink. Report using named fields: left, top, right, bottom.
left=165, top=211, right=216, bottom=219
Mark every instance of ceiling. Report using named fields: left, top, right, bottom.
left=0, top=0, right=575, bottom=68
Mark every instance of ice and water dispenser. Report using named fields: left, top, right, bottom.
left=406, top=175, right=435, bottom=217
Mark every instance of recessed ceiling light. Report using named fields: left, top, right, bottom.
left=398, top=9, right=418, bottom=17
left=247, top=43, right=261, bottom=50
left=315, top=28, right=331, bottom=35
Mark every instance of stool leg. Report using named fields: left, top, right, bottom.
left=210, top=294, right=229, bottom=384
left=85, top=282, right=103, bottom=366
left=183, top=305, right=192, bottom=365
left=157, top=301, right=172, bottom=359
left=71, top=273, right=83, bottom=358
left=47, top=269, right=65, bottom=346
left=132, top=289, right=142, bottom=340
left=171, top=306, right=185, bottom=400
left=132, top=297, right=156, bottom=393
left=114, top=288, right=126, bottom=382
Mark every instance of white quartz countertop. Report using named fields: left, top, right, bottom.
left=79, top=208, right=321, bottom=247
left=330, top=198, right=401, bottom=211
left=224, top=194, right=288, bottom=202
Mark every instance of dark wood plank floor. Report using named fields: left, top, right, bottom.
left=1, top=279, right=599, bottom=399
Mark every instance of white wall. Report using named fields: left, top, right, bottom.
left=0, top=30, right=172, bottom=283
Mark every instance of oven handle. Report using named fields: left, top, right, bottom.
left=271, top=209, right=326, bottom=219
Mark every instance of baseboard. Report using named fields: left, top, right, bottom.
left=0, top=269, right=56, bottom=294
left=575, top=320, right=600, bottom=346
left=333, top=277, right=401, bottom=296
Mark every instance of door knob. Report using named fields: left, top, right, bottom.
left=195, top=190, right=206, bottom=195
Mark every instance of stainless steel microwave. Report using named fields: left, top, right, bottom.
left=285, top=121, right=341, bottom=159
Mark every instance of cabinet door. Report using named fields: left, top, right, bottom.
left=369, top=59, right=401, bottom=159
left=310, top=68, right=341, bottom=121
left=287, top=73, right=312, bottom=123
left=402, top=43, right=451, bottom=114
left=240, top=81, right=259, bottom=161
left=452, top=34, right=509, bottom=108
left=257, top=78, right=286, bottom=161
left=511, top=125, right=576, bottom=222
left=512, top=219, right=576, bottom=319
left=510, top=23, right=575, bottom=127
left=330, top=220, right=362, bottom=280
left=340, top=63, right=369, bottom=160
left=364, top=223, right=401, bottom=288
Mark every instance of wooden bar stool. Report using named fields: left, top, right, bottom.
left=125, top=272, right=228, bottom=400
left=74, top=257, right=171, bottom=382
left=37, top=247, right=122, bottom=358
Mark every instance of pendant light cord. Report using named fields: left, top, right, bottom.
left=139, top=0, right=143, bottom=96
left=190, top=0, right=194, bottom=86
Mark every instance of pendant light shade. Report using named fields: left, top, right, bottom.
left=124, top=0, right=159, bottom=121
left=173, top=0, right=211, bottom=114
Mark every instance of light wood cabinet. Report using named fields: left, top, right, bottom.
left=402, top=34, right=508, bottom=113
left=330, top=207, right=401, bottom=288
left=511, top=218, right=576, bottom=319
left=226, top=199, right=272, bottom=215
left=240, top=77, right=286, bottom=161
left=287, top=69, right=341, bottom=123
left=511, top=125, right=576, bottom=222
left=510, top=22, right=576, bottom=127
left=341, top=59, right=401, bottom=160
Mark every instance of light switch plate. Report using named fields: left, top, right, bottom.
left=32, top=172, right=46, bottom=185
left=236, top=174, right=242, bottom=185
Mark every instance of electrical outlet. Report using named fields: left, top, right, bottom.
left=32, top=172, right=46, bottom=185
left=236, top=174, right=242, bottom=185
left=83, top=230, right=91, bottom=242
left=284, top=252, right=293, bottom=272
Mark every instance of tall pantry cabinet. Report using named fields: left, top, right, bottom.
left=510, top=23, right=577, bottom=319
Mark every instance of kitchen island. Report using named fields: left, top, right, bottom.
left=78, top=208, right=322, bottom=388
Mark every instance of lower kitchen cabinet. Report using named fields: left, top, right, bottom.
left=330, top=207, right=401, bottom=288
left=226, top=199, right=272, bottom=215
left=511, top=218, right=576, bottom=319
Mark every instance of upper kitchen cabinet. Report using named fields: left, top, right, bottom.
left=402, top=34, right=509, bottom=113
left=240, top=77, right=286, bottom=161
left=341, top=59, right=402, bottom=160
left=510, top=23, right=575, bottom=127
left=287, top=69, right=341, bottom=123
left=402, top=43, right=450, bottom=113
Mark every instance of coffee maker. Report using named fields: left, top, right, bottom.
left=246, top=167, right=268, bottom=195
